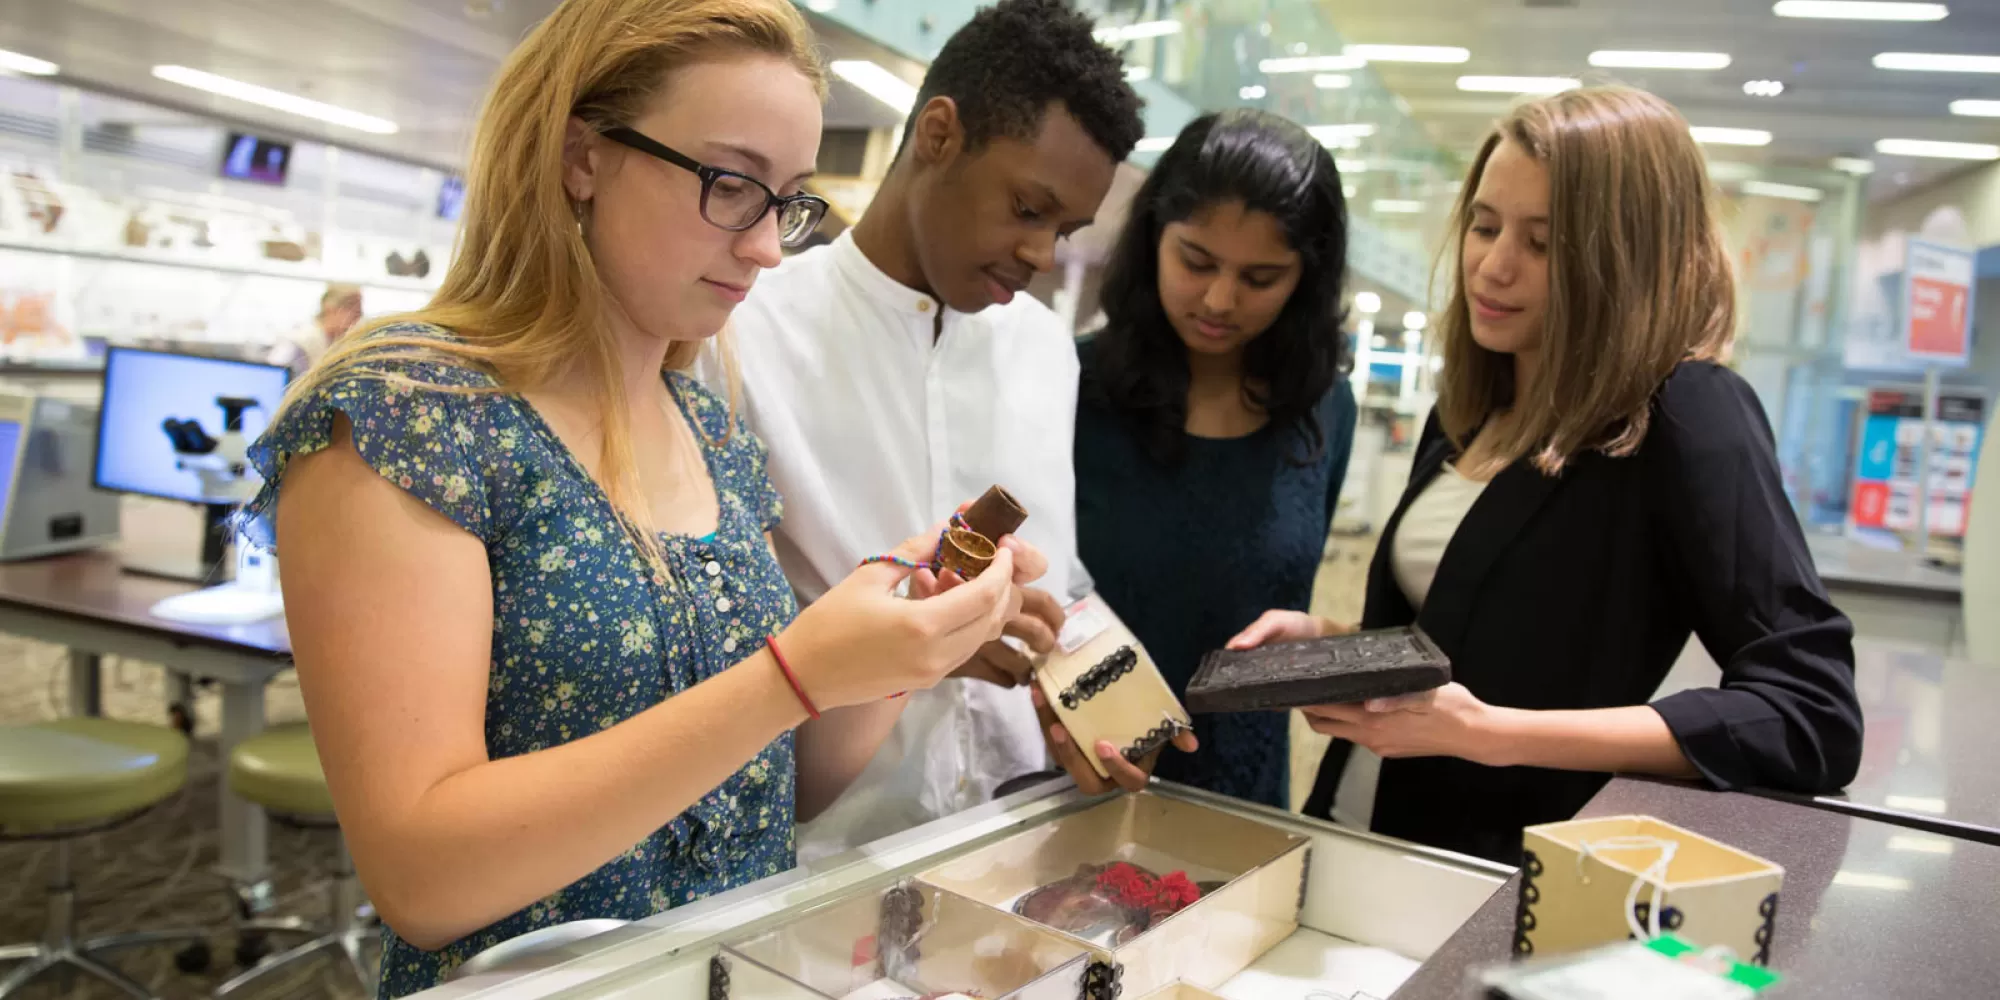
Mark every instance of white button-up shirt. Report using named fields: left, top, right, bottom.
left=725, top=231, right=1083, bottom=862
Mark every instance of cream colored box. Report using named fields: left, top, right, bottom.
left=918, top=792, right=1308, bottom=998
left=1034, top=594, right=1192, bottom=780
left=1517, top=815, right=1784, bottom=966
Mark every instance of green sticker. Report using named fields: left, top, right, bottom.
left=1645, top=935, right=1783, bottom=991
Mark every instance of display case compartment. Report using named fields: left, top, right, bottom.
left=914, top=792, right=1311, bottom=997
left=709, top=879, right=1093, bottom=1000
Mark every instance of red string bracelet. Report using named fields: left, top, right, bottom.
left=766, top=636, right=819, bottom=720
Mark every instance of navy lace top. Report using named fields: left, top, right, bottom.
left=243, top=324, right=799, bottom=998
left=1073, top=335, right=1356, bottom=809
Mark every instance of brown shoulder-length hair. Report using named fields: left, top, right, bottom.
left=1436, top=85, right=1735, bottom=474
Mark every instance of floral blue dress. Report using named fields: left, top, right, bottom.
left=242, top=323, right=800, bottom=999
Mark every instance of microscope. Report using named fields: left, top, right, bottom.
left=162, top=395, right=263, bottom=504
left=147, top=394, right=284, bottom=624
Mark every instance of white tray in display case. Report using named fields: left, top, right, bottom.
left=710, top=880, right=1093, bottom=1000
left=916, top=792, right=1307, bottom=998
left=405, top=783, right=1511, bottom=1000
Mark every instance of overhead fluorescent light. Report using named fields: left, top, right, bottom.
left=1742, top=179, right=1825, bottom=202
left=829, top=60, right=917, bottom=114
left=1691, top=126, right=1773, bottom=146
left=151, top=65, right=397, bottom=133
left=1950, top=98, right=2000, bottom=116
left=805, top=0, right=838, bottom=11
left=1590, top=50, right=1733, bottom=70
left=1457, top=75, right=1580, bottom=94
left=1134, top=136, right=1175, bottom=154
left=1239, top=84, right=1267, bottom=100
left=1123, top=65, right=1151, bottom=82
left=1882, top=794, right=1950, bottom=813
left=1775, top=1, right=1949, bottom=20
left=1344, top=184, right=1358, bottom=198
left=1343, top=44, right=1471, bottom=64
left=1874, top=52, right=2000, bottom=72
left=1307, top=123, right=1378, bottom=147
left=1875, top=137, right=2000, bottom=159
left=1887, top=834, right=1955, bottom=854
left=1336, top=158, right=1369, bottom=174
left=1314, top=74, right=1353, bottom=89
left=1744, top=79, right=1787, bottom=96
left=1403, top=310, right=1429, bottom=330
left=1831, top=871, right=1913, bottom=891
left=1354, top=291, right=1383, bottom=314
left=1375, top=199, right=1426, bottom=214
left=1707, top=160, right=1760, bottom=182
left=1093, top=20, right=1182, bottom=44
left=1260, top=54, right=1367, bottom=74
left=0, top=48, right=58, bottom=76
left=1831, top=156, right=1877, bottom=174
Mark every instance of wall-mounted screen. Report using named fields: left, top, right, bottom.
left=221, top=132, right=293, bottom=186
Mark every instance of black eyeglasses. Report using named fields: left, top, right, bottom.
left=601, top=126, right=828, bottom=248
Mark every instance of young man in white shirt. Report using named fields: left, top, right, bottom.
left=728, top=0, right=1162, bottom=861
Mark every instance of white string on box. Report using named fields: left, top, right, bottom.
left=1576, top=835, right=1680, bottom=942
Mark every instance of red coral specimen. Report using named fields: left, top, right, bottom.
left=1155, top=872, right=1201, bottom=910
left=1094, top=863, right=1203, bottom=915
left=1094, top=862, right=1157, bottom=908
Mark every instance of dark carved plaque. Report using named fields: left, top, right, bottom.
left=1185, top=626, right=1450, bottom=713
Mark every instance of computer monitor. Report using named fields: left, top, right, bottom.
left=93, top=347, right=290, bottom=506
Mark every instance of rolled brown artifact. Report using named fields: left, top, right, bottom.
left=937, top=528, right=997, bottom=578
left=961, top=484, right=1028, bottom=540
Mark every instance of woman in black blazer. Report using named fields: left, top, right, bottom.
left=1229, top=86, right=1863, bottom=865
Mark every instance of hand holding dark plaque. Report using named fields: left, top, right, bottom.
left=1184, top=626, right=1451, bottom=714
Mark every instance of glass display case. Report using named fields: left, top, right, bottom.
left=715, top=880, right=1091, bottom=999
left=410, top=782, right=1511, bottom=1000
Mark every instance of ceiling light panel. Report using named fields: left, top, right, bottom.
left=1590, top=50, right=1733, bottom=70
left=151, top=65, right=397, bottom=133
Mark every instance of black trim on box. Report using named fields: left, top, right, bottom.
left=1060, top=645, right=1138, bottom=710
left=1120, top=719, right=1188, bottom=763
left=707, top=954, right=729, bottom=1000
left=1513, top=848, right=1542, bottom=956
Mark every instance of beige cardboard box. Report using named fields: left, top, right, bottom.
left=1518, top=815, right=1784, bottom=966
left=1034, top=594, right=1192, bottom=780
left=918, top=793, right=1308, bottom=998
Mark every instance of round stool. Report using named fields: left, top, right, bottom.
left=0, top=717, right=212, bottom=999
left=213, top=724, right=378, bottom=998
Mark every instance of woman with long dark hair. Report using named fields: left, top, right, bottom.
left=1060, top=109, right=1355, bottom=808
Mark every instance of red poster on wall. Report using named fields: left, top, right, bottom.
left=1902, top=241, right=1975, bottom=366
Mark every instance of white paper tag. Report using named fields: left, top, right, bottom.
left=1056, top=597, right=1111, bottom=655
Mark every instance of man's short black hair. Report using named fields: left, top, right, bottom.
left=906, top=0, right=1145, bottom=162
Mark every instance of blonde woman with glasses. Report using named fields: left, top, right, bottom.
left=241, top=1, right=1037, bottom=995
